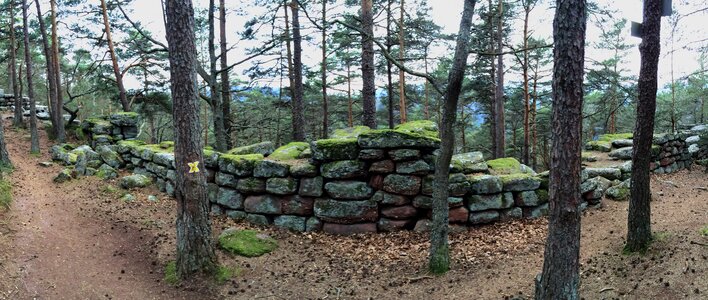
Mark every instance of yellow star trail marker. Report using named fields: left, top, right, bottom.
left=188, top=161, right=200, bottom=173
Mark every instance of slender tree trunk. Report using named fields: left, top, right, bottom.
left=429, top=0, right=476, bottom=275
left=290, top=1, right=306, bottom=141
left=208, top=0, right=227, bottom=151
left=669, top=34, right=676, bottom=132
left=535, top=1, right=586, bottom=299
left=21, top=0, right=39, bottom=153
left=397, top=0, right=407, bottom=124
left=361, top=0, right=377, bottom=128
left=531, top=58, right=539, bottom=170
left=219, top=0, right=232, bottom=148
left=164, top=0, right=218, bottom=279
left=100, top=0, right=130, bottom=112
left=284, top=0, right=295, bottom=97
left=493, top=0, right=505, bottom=158
left=424, top=44, right=430, bottom=120
left=522, top=5, right=530, bottom=165
left=626, top=0, right=662, bottom=254
left=321, top=0, right=329, bottom=138
left=9, top=1, right=23, bottom=128
left=460, top=102, right=466, bottom=151
left=50, top=0, right=65, bottom=142
left=488, top=0, right=497, bottom=157
left=35, top=0, right=58, bottom=136
left=386, top=0, right=394, bottom=129
left=347, top=62, right=353, bottom=127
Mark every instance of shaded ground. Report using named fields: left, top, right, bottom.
left=0, top=121, right=706, bottom=299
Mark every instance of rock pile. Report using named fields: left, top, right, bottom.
left=79, top=112, right=140, bottom=149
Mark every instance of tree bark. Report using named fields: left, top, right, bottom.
left=522, top=3, right=531, bottom=165
left=321, top=0, right=329, bottom=138
left=290, top=1, right=306, bottom=141
left=535, top=0, right=586, bottom=298
left=347, top=61, right=353, bottom=127
left=164, top=0, right=218, bottom=279
left=626, top=0, right=662, bottom=254
left=487, top=0, right=496, bottom=157
left=100, top=0, right=130, bottom=112
left=9, top=1, right=23, bottom=128
left=50, top=0, right=65, bottom=142
left=397, top=0, right=407, bottom=124
left=531, top=57, right=539, bottom=170
left=219, top=0, right=232, bottom=148
left=35, top=0, right=58, bottom=136
left=429, top=0, right=476, bottom=274
left=493, top=0, right=505, bottom=158
left=386, top=0, right=394, bottom=129
left=21, top=0, right=40, bottom=153
left=361, top=0, right=377, bottom=128
left=208, top=0, right=227, bottom=151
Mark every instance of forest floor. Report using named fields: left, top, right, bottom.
left=0, top=120, right=706, bottom=300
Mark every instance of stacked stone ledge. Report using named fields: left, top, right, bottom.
left=51, top=119, right=628, bottom=235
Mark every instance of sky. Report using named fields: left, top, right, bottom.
left=118, top=0, right=706, bottom=92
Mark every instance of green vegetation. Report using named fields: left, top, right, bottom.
left=487, top=157, right=522, bottom=175
left=700, top=225, right=708, bottom=237
left=219, top=229, right=278, bottom=257
left=330, top=126, right=371, bottom=139
left=268, top=142, right=309, bottom=160
left=101, top=185, right=119, bottom=195
left=215, top=265, right=240, bottom=284
left=0, top=179, right=12, bottom=210
left=394, top=120, right=439, bottom=139
left=652, top=231, right=670, bottom=242
left=164, top=261, right=179, bottom=285
left=597, top=133, right=633, bottom=142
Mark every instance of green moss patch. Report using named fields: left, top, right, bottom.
left=331, top=126, right=371, bottom=139
left=311, top=138, right=360, bottom=161
left=700, top=225, right=708, bottom=237
left=0, top=179, right=12, bottom=210
left=215, top=265, right=241, bottom=284
left=394, top=120, right=439, bottom=139
left=160, top=141, right=174, bottom=149
left=598, top=133, right=633, bottom=142
left=164, top=261, right=179, bottom=285
left=487, top=157, right=522, bottom=175
left=268, top=142, right=310, bottom=160
left=219, top=229, right=278, bottom=257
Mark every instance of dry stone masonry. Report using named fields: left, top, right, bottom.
left=50, top=116, right=708, bottom=235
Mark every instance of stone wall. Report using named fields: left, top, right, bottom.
left=0, top=94, right=30, bottom=110
left=79, top=113, right=140, bottom=149
left=52, top=118, right=706, bottom=235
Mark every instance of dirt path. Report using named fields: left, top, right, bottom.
left=0, top=124, right=204, bottom=300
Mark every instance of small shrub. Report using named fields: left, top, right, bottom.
left=700, top=225, right=708, bottom=237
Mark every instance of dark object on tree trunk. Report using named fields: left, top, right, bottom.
left=535, top=0, right=586, bottom=299
left=360, top=0, right=377, bottom=129
left=429, top=0, right=476, bottom=274
left=164, top=0, right=218, bottom=278
left=626, top=0, right=662, bottom=254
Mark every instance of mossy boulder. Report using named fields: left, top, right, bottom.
left=466, top=193, right=512, bottom=211
left=451, top=152, right=487, bottom=173
left=324, top=181, right=374, bottom=200
left=299, top=176, right=324, bottom=197
left=236, top=177, right=266, bottom=194
left=393, top=120, right=439, bottom=139
left=109, top=112, right=140, bottom=127
left=358, top=129, right=440, bottom=149
left=115, top=140, right=146, bottom=154
left=273, top=215, right=307, bottom=232
left=420, top=173, right=469, bottom=196
left=311, top=138, right=360, bottom=161
left=83, top=118, right=114, bottom=135
left=467, top=174, right=502, bottom=194
left=120, top=174, right=152, bottom=189
left=53, top=168, right=75, bottom=183
left=96, top=164, right=118, bottom=180
left=412, top=195, right=463, bottom=209
left=218, top=228, right=278, bottom=257
left=605, top=180, right=631, bottom=201
left=289, top=161, right=318, bottom=177
left=585, top=141, right=612, bottom=152
left=321, top=160, right=367, bottom=179
left=244, top=195, right=282, bottom=214
left=608, top=146, right=633, bottom=160
left=499, top=174, right=541, bottom=192
left=152, top=152, right=175, bottom=168
left=313, top=198, right=378, bottom=224
left=218, top=154, right=264, bottom=176
left=388, top=149, right=420, bottom=161
left=330, top=126, right=371, bottom=139
left=265, top=177, right=298, bottom=195
left=254, top=160, right=290, bottom=178
left=382, top=174, right=421, bottom=196
left=584, top=167, right=622, bottom=181
left=396, top=160, right=431, bottom=175
left=216, top=187, right=244, bottom=209
left=268, top=142, right=309, bottom=161
left=159, top=141, right=174, bottom=149
left=227, top=141, right=275, bottom=156
left=487, top=157, right=522, bottom=175
left=97, top=145, right=124, bottom=169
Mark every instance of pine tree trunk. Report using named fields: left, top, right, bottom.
left=522, top=5, right=530, bottom=165
left=290, top=1, right=306, bottom=141
left=9, top=1, right=23, bottom=128
left=531, top=59, right=539, bottom=170
left=487, top=0, right=497, bottom=157
left=208, top=0, right=227, bottom=151
left=100, top=0, right=130, bottom=112
left=429, top=0, right=476, bottom=275
left=321, top=0, right=329, bottom=138
left=21, top=0, right=40, bottom=153
left=535, top=0, right=586, bottom=298
left=50, top=0, right=65, bottom=142
left=164, top=0, right=218, bottom=279
left=386, top=0, right=394, bottom=129
left=493, top=0, right=505, bottom=158
left=219, top=0, right=232, bottom=148
left=397, top=0, right=407, bottom=124
left=626, top=0, right=662, bottom=254
left=347, top=62, right=353, bottom=128
left=361, top=0, right=377, bottom=128
left=35, top=0, right=58, bottom=137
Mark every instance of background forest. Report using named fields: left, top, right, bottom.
left=0, top=0, right=705, bottom=171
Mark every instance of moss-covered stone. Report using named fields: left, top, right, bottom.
left=96, top=164, right=118, bottom=180
left=487, top=157, right=522, bottom=175
left=266, top=177, right=298, bottom=195
left=53, top=168, right=74, bottom=183
left=115, top=139, right=146, bottom=154
left=289, top=161, right=318, bottom=177
left=228, top=141, right=275, bottom=156
left=536, top=189, right=549, bottom=203
left=84, top=118, right=114, bottom=135
left=382, top=174, right=421, bottom=196
left=467, top=174, right=502, bottom=194
left=321, top=160, right=366, bottom=179
left=97, top=145, right=124, bottom=169
left=298, top=176, right=323, bottom=197
left=236, top=177, right=266, bottom=194
left=466, top=193, right=511, bottom=211
left=388, top=149, right=421, bottom=161
left=358, top=129, right=440, bottom=149
left=159, top=141, right=174, bottom=149
left=218, top=228, right=277, bottom=257
left=412, top=195, right=463, bottom=209
left=313, top=198, right=378, bottom=224
left=451, top=152, right=487, bottom=173
left=244, top=195, right=282, bottom=214
left=396, top=160, right=431, bottom=175
left=324, top=181, right=374, bottom=200
left=311, top=138, right=360, bottom=161
left=330, top=126, right=371, bottom=139
left=120, top=174, right=152, bottom=189
left=109, top=112, right=140, bottom=126
left=273, top=215, right=307, bottom=232
left=268, top=142, right=309, bottom=161
left=598, top=133, right=633, bottom=142
left=254, top=160, right=290, bottom=177
left=216, top=187, right=244, bottom=209
left=585, top=141, right=612, bottom=152
left=393, top=120, right=439, bottom=139
left=218, top=154, right=264, bottom=176
left=499, top=174, right=541, bottom=192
